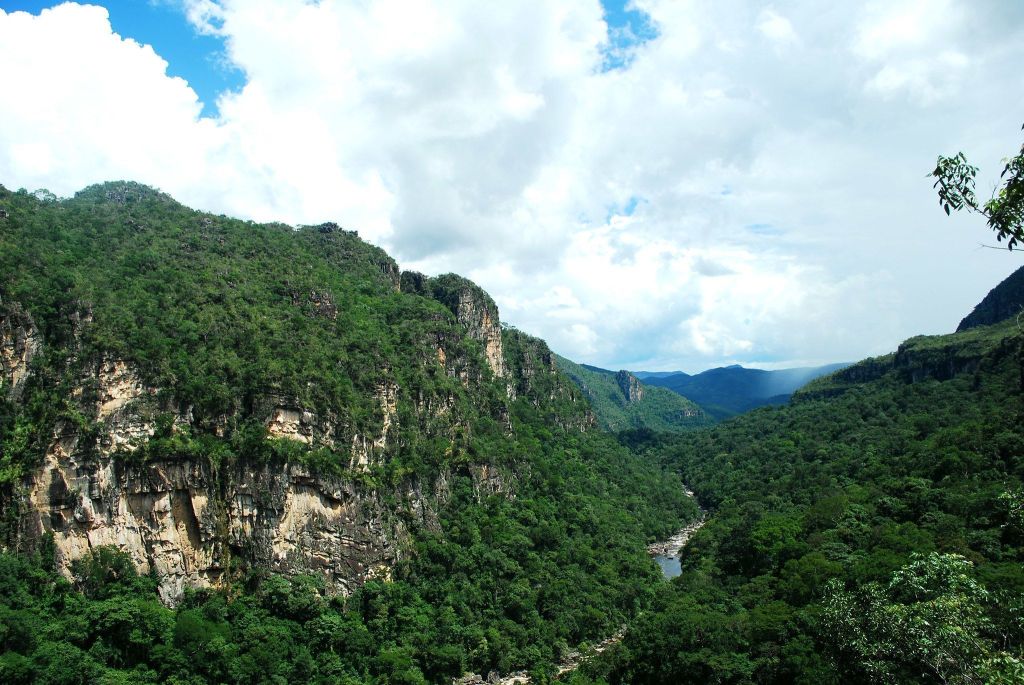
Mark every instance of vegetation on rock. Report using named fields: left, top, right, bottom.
left=555, top=355, right=708, bottom=433
left=0, top=182, right=697, bottom=682
left=3, top=178, right=1024, bottom=684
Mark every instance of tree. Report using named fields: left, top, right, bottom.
left=823, top=552, right=1023, bottom=684
left=932, top=124, right=1024, bottom=249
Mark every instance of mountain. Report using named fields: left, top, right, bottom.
left=632, top=370, right=686, bottom=380
left=958, top=263, right=1024, bottom=331
left=0, top=182, right=698, bottom=682
left=554, top=356, right=707, bottom=432
left=643, top=362, right=850, bottom=419
left=594, top=315, right=1024, bottom=683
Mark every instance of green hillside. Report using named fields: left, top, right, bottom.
left=555, top=355, right=708, bottom=432
left=4, top=180, right=1024, bottom=684
left=0, top=182, right=698, bottom=683
left=958, top=264, right=1024, bottom=331
left=580, top=318, right=1024, bottom=683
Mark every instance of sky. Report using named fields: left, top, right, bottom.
left=0, top=1, right=1022, bottom=373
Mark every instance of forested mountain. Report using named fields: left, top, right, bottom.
left=575, top=316, right=1024, bottom=683
left=632, top=371, right=684, bottom=380
left=643, top=363, right=849, bottom=420
left=958, top=263, right=1024, bottom=331
left=554, top=355, right=708, bottom=432
left=0, top=182, right=698, bottom=683
left=3, top=180, right=1023, bottom=685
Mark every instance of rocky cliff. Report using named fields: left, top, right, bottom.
left=615, top=370, right=644, bottom=404
left=401, top=271, right=505, bottom=378
left=1, top=303, right=539, bottom=604
left=23, top=444, right=402, bottom=604
left=0, top=298, right=41, bottom=400
left=0, top=183, right=589, bottom=604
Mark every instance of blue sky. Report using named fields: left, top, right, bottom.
left=3, top=0, right=653, bottom=115
left=1, top=1, right=1022, bottom=372
left=601, top=0, right=658, bottom=70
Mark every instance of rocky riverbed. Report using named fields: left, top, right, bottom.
left=648, top=487, right=707, bottom=559
left=647, top=516, right=707, bottom=558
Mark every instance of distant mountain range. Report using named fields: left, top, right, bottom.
left=563, top=356, right=849, bottom=427
left=555, top=356, right=709, bottom=432
left=639, top=363, right=850, bottom=420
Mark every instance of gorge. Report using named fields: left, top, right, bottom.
left=2, top=181, right=1024, bottom=684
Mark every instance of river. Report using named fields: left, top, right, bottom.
left=454, top=485, right=707, bottom=684
left=647, top=490, right=707, bottom=580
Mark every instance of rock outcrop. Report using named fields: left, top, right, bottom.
left=0, top=209, right=593, bottom=608
left=22, top=443, right=401, bottom=604
left=615, top=370, right=644, bottom=404
left=402, top=272, right=505, bottom=378
left=1, top=292, right=546, bottom=604
left=0, top=299, right=41, bottom=400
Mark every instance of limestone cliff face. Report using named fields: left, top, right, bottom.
left=401, top=272, right=505, bottom=378
left=22, top=438, right=403, bottom=604
left=5, top=351, right=405, bottom=604
left=615, top=370, right=644, bottom=404
left=457, top=290, right=505, bottom=379
left=0, top=186, right=596, bottom=609
left=1, top=297, right=526, bottom=604
left=0, top=299, right=41, bottom=400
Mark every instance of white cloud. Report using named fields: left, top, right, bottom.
left=757, top=8, right=799, bottom=47
left=852, top=0, right=973, bottom=104
left=0, top=3, right=211, bottom=193
left=178, top=0, right=225, bottom=36
left=1, top=0, right=1023, bottom=372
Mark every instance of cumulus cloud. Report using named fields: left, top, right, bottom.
left=1, top=0, right=1023, bottom=372
left=757, top=8, right=799, bottom=48
left=0, top=3, right=211, bottom=193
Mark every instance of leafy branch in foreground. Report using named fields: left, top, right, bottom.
left=932, top=124, right=1024, bottom=249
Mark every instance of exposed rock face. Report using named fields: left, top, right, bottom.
left=266, top=407, right=316, bottom=444
left=6, top=343, right=516, bottom=605
left=4, top=349, right=401, bottom=604
left=615, top=370, right=644, bottom=404
left=402, top=272, right=505, bottom=378
left=457, top=290, right=505, bottom=379
left=22, top=444, right=400, bottom=604
left=350, top=380, right=399, bottom=468
left=0, top=299, right=41, bottom=400
left=4, top=268, right=587, bottom=606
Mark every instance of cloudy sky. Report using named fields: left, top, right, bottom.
left=1, top=1, right=1022, bottom=372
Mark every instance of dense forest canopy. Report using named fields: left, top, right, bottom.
left=0, top=183, right=698, bottom=683
left=2, top=180, right=1024, bottom=684
left=575, top=317, right=1024, bottom=684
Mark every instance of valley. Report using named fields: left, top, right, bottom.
left=1, top=182, right=1023, bottom=683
